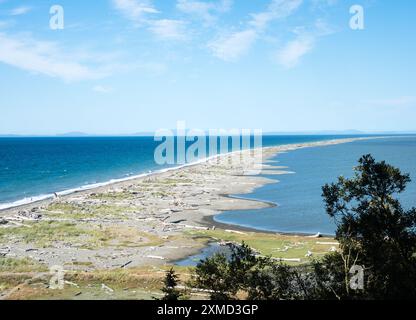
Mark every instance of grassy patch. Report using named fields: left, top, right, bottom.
left=44, top=202, right=137, bottom=220
left=90, top=226, right=165, bottom=248
left=0, top=257, right=48, bottom=273
left=185, top=229, right=337, bottom=264
left=0, top=220, right=164, bottom=249
left=0, top=221, right=89, bottom=247
left=3, top=266, right=197, bottom=300
left=0, top=257, right=48, bottom=294
left=88, top=192, right=135, bottom=201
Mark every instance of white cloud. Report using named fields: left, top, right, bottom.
left=0, top=33, right=109, bottom=81
left=249, top=0, right=303, bottom=30
left=208, top=29, right=257, bottom=61
left=209, top=0, right=304, bottom=61
left=275, top=20, right=333, bottom=68
left=311, top=0, right=338, bottom=9
left=148, top=19, right=187, bottom=40
left=10, top=6, right=32, bottom=16
left=177, top=0, right=232, bottom=24
left=93, top=85, right=113, bottom=93
left=113, top=0, right=188, bottom=42
left=275, top=36, right=314, bottom=68
left=112, top=0, right=159, bottom=23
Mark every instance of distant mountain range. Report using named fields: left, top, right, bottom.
left=56, top=132, right=91, bottom=137
left=1, top=130, right=416, bottom=137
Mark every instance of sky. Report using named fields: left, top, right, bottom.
left=0, top=0, right=415, bottom=135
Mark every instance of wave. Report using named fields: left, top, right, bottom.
left=0, top=149, right=241, bottom=211
left=0, top=136, right=373, bottom=212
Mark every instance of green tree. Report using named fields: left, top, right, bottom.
left=192, top=242, right=257, bottom=300
left=192, top=242, right=312, bottom=300
left=321, top=154, right=416, bottom=299
left=190, top=155, right=416, bottom=300
left=161, top=268, right=182, bottom=301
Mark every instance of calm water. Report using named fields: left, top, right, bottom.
left=175, top=243, right=232, bottom=267
left=0, top=135, right=364, bottom=209
left=215, top=136, right=416, bottom=235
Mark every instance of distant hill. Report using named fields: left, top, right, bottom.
left=132, top=132, right=156, bottom=137
left=1, top=130, right=415, bottom=138
left=56, top=132, right=90, bottom=137
left=264, top=130, right=366, bottom=135
left=0, top=134, right=21, bottom=137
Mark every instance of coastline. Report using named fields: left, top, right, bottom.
left=0, top=136, right=378, bottom=271
left=0, top=135, right=380, bottom=213
left=200, top=215, right=334, bottom=238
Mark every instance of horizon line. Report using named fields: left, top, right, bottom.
left=1, top=130, right=416, bottom=138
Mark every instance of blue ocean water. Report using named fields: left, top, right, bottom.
left=215, top=136, right=416, bottom=235
left=0, top=135, right=365, bottom=209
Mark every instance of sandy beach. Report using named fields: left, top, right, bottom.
left=0, top=137, right=374, bottom=276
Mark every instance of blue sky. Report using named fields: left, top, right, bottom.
left=0, top=0, right=415, bottom=135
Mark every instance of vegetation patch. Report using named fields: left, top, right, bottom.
left=44, top=202, right=137, bottom=220
left=185, top=229, right=336, bottom=264
left=90, top=226, right=165, bottom=248
left=1, top=266, right=194, bottom=300
left=88, top=192, right=135, bottom=201
left=0, top=221, right=90, bottom=247
left=0, top=257, right=48, bottom=273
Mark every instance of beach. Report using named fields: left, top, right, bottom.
left=0, top=137, right=371, bottom=270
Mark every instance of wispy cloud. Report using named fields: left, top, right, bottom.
left=148, top=19, right=188, bottom=40
left=249, top=0, right=303, bottom=30
left=112, top=0, right=159, bottom=24
left=275, top=20, right=333, bottom=68
left=209, top=0, right=303, bottom=61
left=176, top=0, right=232, bottom=24
left=311, top=0, right=338, bottom=10
left=0, top=32, right=168, bottom=81
left=113, top=0, right=188, bottom=41
left=275, top=36, right=314, bottom=68
left=208, top=29, right=257, bottom=61
left=0, top=33, right=110, bottom=81
left=9, top=6, right=32, bottom=16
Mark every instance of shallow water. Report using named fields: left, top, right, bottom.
left=215, top=136, right=416, bottom=235
left=174, top=243, right=232, bottom=267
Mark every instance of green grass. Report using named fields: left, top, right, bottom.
left=0, top=221, right=88, bottom=247
left=185, top=229, right=337, bottom=264
left=0, top=257, right=48, bottom=273
left=89, top=226, right=165, bottom=248
left=44, top=202, right=138, bottom=220
left=0, top=219, right=165, bottom=250
left=88, top=192, right=135, bottom=201
left=2, top=266, right=198, bottom=300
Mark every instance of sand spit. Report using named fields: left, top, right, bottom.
left=0, top=137, right=373, bottom=271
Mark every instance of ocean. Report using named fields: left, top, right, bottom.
left=214, top=136, right=416, bottom=235
left=0, top=135, right=363, bottom=210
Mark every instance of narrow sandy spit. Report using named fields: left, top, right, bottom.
left=0, top=137, right=378, bottom=270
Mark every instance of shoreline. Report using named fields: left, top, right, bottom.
left=200, top=215, right=334, bottom=238
left=0, top=149, right=255, bottom=212
left=0, top=136, right=382, bottom=271
left=0, top=135, right=396, bottom=212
